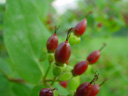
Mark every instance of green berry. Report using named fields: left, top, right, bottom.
left=69, top=33, right=81, bottom=46
left=48, top=53, right=54, bottom=63
left=53, top=66, right=62, bottom=76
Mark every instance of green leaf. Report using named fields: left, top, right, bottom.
left=59, top=72, right=72, bottom=81
left=67, top=76, right=80, bottom=91
left=31, top=0, right=49, bottom=20
left=30, top=84, right=47, bottom=96
left=0, top=73, right=32, bottom=96
left=4, top=0, right=50, bottom=83
left=0, top=58, right=12, bottom=77
left=54, top=83, right=69, bottom=96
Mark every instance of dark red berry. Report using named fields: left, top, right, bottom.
left=59, top=81, right=68, bottom=88
left=55, top=41, right=71, bottom=65
left=55, top=28, right=73, bottom=65
left=72, top=61, right=88, bottom=75
left=97, top=22, right=102, bottom=27
left=89, top=85, right=100, bottom=96
left=87, top=43, right=106, bottom=64
left=87, top=51, right=100, bottom=64
left=39, top=88, right=54, bottom=96
left=89, top=79, right=107, bottom=96
left=75, top=73, right=99, bottom=96
left=74, top=18, right=87, bottom=37
left=46, top=27, right=59, bottom=53
left=75, top=82, right=92, bottom=96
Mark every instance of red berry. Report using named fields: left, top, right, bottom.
left=89, top=85, right=100, bottom=96
left=72, top=61, right=88, bottom=75
left=74, top=18, right=87, bottom=37
left=55, top=28, right=73, bottom=65
left=55, top=41, right=71, bottom=65
left=87, top=43, right=106, bottom=64
left=97, top=22, right=102, bottom=27
left=75, top=82, right=92, bottom=96
left=87, top=51, right=100, bottom=64
left=59, top=81, right=68, bottom=88
left=89, top=79, right=107, bottom=96
left=75, top=73, right=99, bottom=96
left=46, top=27, right=59, bottom=53
left=39, top=88, right=54, bottom=96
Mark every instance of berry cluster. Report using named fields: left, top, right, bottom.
left=39, top=18, right=107, bottom=96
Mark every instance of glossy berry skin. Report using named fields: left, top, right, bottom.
left=39, top=88, right=53, bottom=96
left=55, top=41, right=71, bottom=65
left=72, top=61, right=88, bottom=75
left=47, top=34, right=58, bottom=53
left=89, top=85, right=100, bottom=96
left=87, top=51, right=100, bottom=64
left=74, top=18, right=87, bottom=37
left=59, top=81, right=68, bottom=88
left=75, top=82, right=92, bottom=96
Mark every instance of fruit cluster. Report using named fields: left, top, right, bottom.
left=39, top=18, right=107, bottom=96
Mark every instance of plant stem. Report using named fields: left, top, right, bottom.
left=43, top=62, right=52, bottom=81
left=9, top=78, right=26, bottom=83
left=0, top=70, right=25, bottom=83
left=51, top=76, right=57, bottom=86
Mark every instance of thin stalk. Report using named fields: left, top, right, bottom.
left=99, top=43, right=107, bottom=51
left=51, top=76, right=57, bottom=86
left=9, top=78, right=26, bottom=83
left=0, top=70, right=25, bottom=83
left=43, top=62, right=52, bottom=81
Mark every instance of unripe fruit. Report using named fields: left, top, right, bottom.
left=75, top=82, right=92, bottom=96
left=55, top=28, right=73, bottom=66
left=48, top=53, right=54, bottom=63
left=46, top=27, right=59, bottom=53
left=53, top=66, right=62, bottom=76
left=74, top=18, right=87, bottom=37
left=59, top=81, right=68, bottom=88
left=39, top=88, right=54, bottom=96
left=69, top=33, right=81, bottom=46
left=72, top=61, right=88, bottom=76
left=87, top=43, right=106, bottom=64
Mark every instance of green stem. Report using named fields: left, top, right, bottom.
left=43, top=62, right=52, bottom=81
left=51, top=76, right=57, bottom=86
left=0, top=70, right=25, bottom=83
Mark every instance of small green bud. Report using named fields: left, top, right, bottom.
left=69, top=33, right=81, bottom=46
left=53, top=66, right=62, bottom=76
left=48, top=53, right=54, bottom=63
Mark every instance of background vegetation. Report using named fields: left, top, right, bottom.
left=0, top=0, right=128, bottom=96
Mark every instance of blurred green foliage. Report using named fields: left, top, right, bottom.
left=0, top=0, right=128, bottom=96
